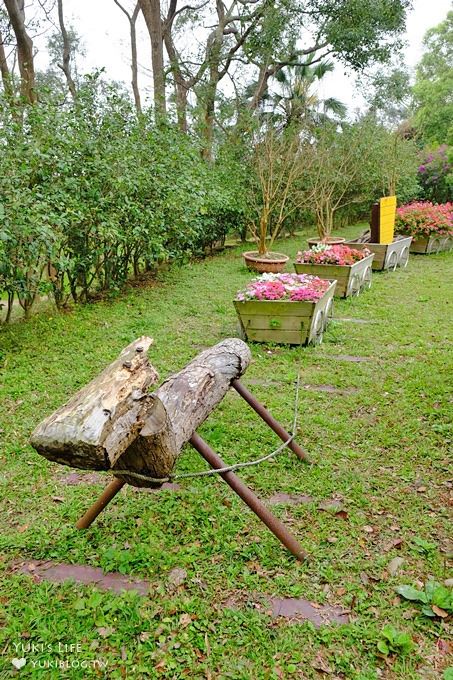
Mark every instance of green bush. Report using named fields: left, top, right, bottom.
left=0, top=77, right=246, bottom=318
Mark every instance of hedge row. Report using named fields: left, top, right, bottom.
left=0, top=83, right=247, bottom=320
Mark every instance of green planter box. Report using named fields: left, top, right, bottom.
left=408, top=234, right=453, bottom=254
left=234, top=280, right=336, bottom=346
left=346, top=236, right=412, bottom=271
left=294, top=254, right=374, bottom=298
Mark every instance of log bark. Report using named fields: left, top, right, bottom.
left=30, top=337, right=159, bottom=470
left=113, top=339, right=251, bottom=486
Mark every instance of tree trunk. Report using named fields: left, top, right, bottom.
left=30, top=337, right=159, bottom=470
left=113, top=0, right=142, bottom=114
left=56, top=0, right=77, bottom=99
left=3, top=0, right=36, bottom=104
left=130, top=2, right=141, bottom=114
left=139, top=0, right=166, bottom=117
left=202, top=85, right=216, bottom=161
left=113, top=339, right=251, bottom=486
left=163, top=28, right=188, bottom=132
left=0, top=31, right=14, bottom=103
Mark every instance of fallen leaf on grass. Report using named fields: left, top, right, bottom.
left=179, top=613, right=193, bottom=628
left=388, top=557, right=404, bottom=576
left=318, top=499, right=343, bottom=513
left=311, top=653, right=333, bottom=674
left=52, top=496, right=64, bottom=503
left=436, top=639, right=451, bottom=654
left=363, top=525, right=374, bottom=533
left=168, top=567, right=187, bottom=588
left=431, top=605, right=449, bottom=619
left=402, top=609, right=418, bottom=619
left=97, top=626, right=115, bottom=638
left=17, top=524, right=29, bottom=533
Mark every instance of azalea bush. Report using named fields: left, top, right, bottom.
left=395, top=201, right=453, bottom=239
left=418, top=146, right=452, bottom=204
left=296, top=244, right=371, bottom=266
left=235, top=273, right=330, bottom=302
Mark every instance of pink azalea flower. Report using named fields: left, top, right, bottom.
left=236, top=273, right=330, bottom=303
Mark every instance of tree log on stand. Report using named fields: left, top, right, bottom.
left=113, top=339, right=252, bottom=486
left=30, top=337, right=159, bottom=470
left=31, top=338, right=252, bottom=485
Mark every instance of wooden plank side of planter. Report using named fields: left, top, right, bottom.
left=243, top=315, right=311, bottom=331
left=234, top=300, right=316, bottom=317
left=410, top=235, right=453, bottom=254
left=294, top=255, right=373, bottom=298
left=245, top=329, right=307, bottom=344
left=293, top=265, right=346, bottom=297
left=348, top=237, right=412, bottom=270
left=293, top=264, right=349, bottom=297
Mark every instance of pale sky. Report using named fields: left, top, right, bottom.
left=33, top=0, right=452, bottom=112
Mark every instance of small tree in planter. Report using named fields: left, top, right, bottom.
left=244, top=127, right=314, bottom=273
left=301, top=122, right=378, bottom=245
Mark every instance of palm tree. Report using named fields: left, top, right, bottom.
left=271, top=62, right=347, bottom=128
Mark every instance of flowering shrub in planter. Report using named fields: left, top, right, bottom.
left=395, top=202, right=453, bottom=238
left=395, top=202, right=453, bottom=254
left=236, top=273, right=330, bottom=302
left=294, top=244, right=374, bottom=298
left=234, top=273, right=336, bottom=346
left=296, top=243, right=371, bottom=265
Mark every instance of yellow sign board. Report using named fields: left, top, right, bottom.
left=378, top=196, right=397, bottom=244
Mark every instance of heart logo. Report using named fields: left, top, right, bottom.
left=12, top=658, right=27, bottom=670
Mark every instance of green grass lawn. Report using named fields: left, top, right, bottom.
left=0, top=227, right=452, bottom=679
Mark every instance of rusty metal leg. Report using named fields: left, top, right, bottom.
left=231, top=379, right=311, bottom=463
left=189, top=432, right=307, bottom=561
left=75, top=478, right=126, bottom=529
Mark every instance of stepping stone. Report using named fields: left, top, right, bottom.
left=267, top=492, right=313, bottom=506
left=14, top=561, right=150, bottom=595
left=223, top=592, right=349, bottom=627
left=133, top=482, right=181, bottom=493
left=304, top=384, right=358, bottom=395
left=270, top=597, right=349, bottom=626
left=59, top=472, right=104, bottom=486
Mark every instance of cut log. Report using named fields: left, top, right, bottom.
left=30, top=337, right=159, bottom=470
left=113, top=339, right=251, bottom=486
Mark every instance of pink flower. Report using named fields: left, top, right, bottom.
left=236, top=272, right=330, bottom=303
left=395, top=201, right=453, bottom=238
left=297, top=244, right=369, bottom=266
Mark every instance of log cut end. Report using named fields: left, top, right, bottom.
left=30, top=337, right=159, bottom=470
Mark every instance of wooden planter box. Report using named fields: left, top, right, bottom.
left=409, top=234, right=453, bottom=254
left=234, top=280, right=336, bottom=346
left=346, top=236, right=412, bottom=271
left=294, top=254, right=374, bottom=298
